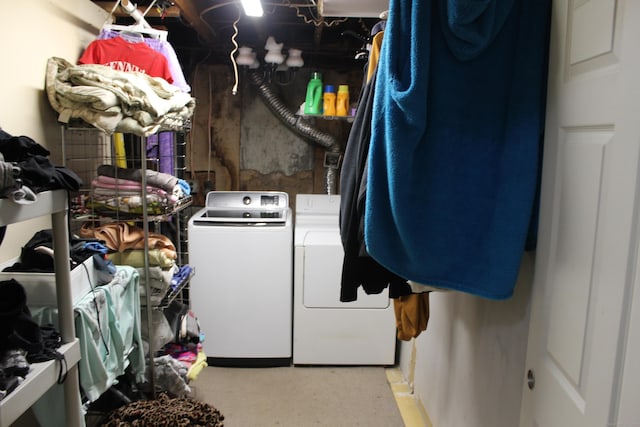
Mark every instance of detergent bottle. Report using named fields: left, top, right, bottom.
left=336, top=85, right=350, bottom=116
left=304, top=72, right=323, bottom=115
left=323, top=85, right=336, bottom=116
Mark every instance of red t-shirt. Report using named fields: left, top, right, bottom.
left=78, top=36, right=173, bottom=83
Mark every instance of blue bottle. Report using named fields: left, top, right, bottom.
left=304, top=72, right=323, bottom=115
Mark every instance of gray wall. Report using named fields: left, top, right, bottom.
left=399, top=253, right=535, bottom=427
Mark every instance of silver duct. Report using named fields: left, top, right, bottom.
left=247, top=70, right=341, bottom=195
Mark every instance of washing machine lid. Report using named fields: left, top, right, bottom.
left=197, top=191, right=289, bottom=224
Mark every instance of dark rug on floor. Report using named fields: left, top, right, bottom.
left=100, top=393, right=224, bottom=426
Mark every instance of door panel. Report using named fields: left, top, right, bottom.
left=546, top=130, right=607, bottom=385
left=568, top=0, right=615, bottom=65
left=520, top=1, right=640, bottom=426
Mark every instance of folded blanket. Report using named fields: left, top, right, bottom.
left=45, top=57, right=195, bottom=136
left=88, top=193, right=167, bottom=215
left=97, top=165, right=178, bottom=194
left=94, top=175, right=177, bottom=200
left=107, top=249, right=176, bottom=269
left=91, top=176, right=178, bottom=215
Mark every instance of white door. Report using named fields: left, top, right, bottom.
left=520, top=1, right=640, bottom=426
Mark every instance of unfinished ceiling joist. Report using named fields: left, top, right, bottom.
left=94, top=1, right=181, bottom=18
left=173, top=0, right=217, bottom=44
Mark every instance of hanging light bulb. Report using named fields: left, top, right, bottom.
left=240, top=37, right=303, bottom=86
left=285, top=48, right=304, bottom=69
left=263, top=36, right=284, bottom=83
left=236, top=46, right=255, bottom=67
left=270, top=47, right=303, bottom=85
left=264, top=36, right=285, bottom=66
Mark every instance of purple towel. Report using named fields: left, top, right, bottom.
left=146, top=132, right=175, bottom=175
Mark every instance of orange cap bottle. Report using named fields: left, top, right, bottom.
left=336, top=85, right=349, bottom=116
left=323, top=85, right=336, bottom=116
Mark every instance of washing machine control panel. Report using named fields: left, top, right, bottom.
left=206, top=191, right=288, bottom=209
left=200, top=191, right=290, bottom=224
left=260, top=194, right=280, bottom=207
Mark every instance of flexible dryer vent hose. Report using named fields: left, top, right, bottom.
left=247, top=70, right=341, bottom=195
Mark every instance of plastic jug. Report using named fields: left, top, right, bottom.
left=336, top=85, right=349, bottom=116
left=304, top=72, right=323, bottom=115
left=323, top=85, right=336, bottom=116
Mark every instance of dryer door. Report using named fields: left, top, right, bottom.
left=302, top=231, right=390, bottom=309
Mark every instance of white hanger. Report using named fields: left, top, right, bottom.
left=103, top=23, right=168, bottom=41
left=100, top=0, right=168, bottom=41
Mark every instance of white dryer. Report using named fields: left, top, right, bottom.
left=293, top=194, right=396, bottom=365
left=188, top=191, right=292, bottom=366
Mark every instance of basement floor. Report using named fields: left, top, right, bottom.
left=191, top=365, right=406, bottom=426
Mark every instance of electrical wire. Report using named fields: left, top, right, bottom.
left=207, top=70, right=212, bottom=182
left=198, top=0, right=238, bottom=38
left=229, top=7, right=241, bottom=95
left=284, top=0, right=348, bottom=27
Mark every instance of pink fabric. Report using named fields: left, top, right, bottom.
left=93, top=175, right=177, bottom=202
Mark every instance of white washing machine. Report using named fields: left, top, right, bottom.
left=188, top=191, right=292, bottom=366
left=293, top=194, right=396, bottom=365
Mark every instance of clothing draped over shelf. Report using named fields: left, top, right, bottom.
left=0, top=129, right=82, bottom=204
left=72, top=265, right=145, bottom=402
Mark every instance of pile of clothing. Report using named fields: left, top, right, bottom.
left=45, top=57, right=195, bottom=137
left=78, top=221, right=194, bottom=358
left=2, top=229, right=112, bottom=276
left=0, top=129, right=82, bottom=204
left=0, top=279, right=65, bottom=401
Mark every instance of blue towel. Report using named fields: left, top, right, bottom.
left=177, top=178, right=191, bottom=196
left=365, top=0, right=550, bottom=299
left=170, top=264, right=192, bottom=290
